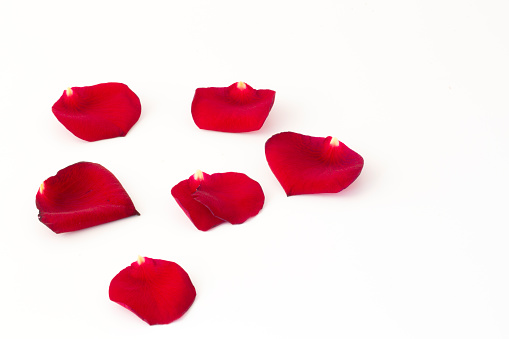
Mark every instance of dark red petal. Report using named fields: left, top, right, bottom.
left=171, top=173, right=224, bottom=231
left=109, top=257, right=196, bottom=325
left=36, top=162, right=139, bottom=233
left=192, top=172, right=265, bottom=224
left=265, top=132, right=364, bottom=196
left=52, top=82, right=141, bottom=142
left=191, top=82, right=275, bottom=132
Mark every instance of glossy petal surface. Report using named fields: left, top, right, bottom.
left=191, top=82, right=275, bottom=132
left=265, top=132, right=364, bottom=196
left=36, top=162, right=139, bottom=233
left=109, top=257, right=196, bottom=325
left=171, top=171, right=265, bottom=231
left=52, top=82, right=141, bottom=141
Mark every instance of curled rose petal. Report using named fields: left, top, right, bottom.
left=191, top=82, right=275, bottom=132
left=170, top=171, right=224, bottom=231
left=171, top=170, right=265, bottom=231
left=109, top=256, right=196, bottom=325
left=265, top=132, right=364, bottom=196
left=52, top=82, right=141, bottom=141
left=36, top=162, right=139, bottom=233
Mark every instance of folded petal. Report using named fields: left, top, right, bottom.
left=109, top=256, right=196, bottom=325
left=36, top=162, right=139, bottom=233
left=171, top=170, right=265, bottom=231
left=191, top=82, right=275, bottom=132
left=192, top=172, right=265, bottom=224
left=265, top=132, right=364, bottom=196
left=52, top=82, right=141, bottom=141
left=171, top=172, right=224, bottom=231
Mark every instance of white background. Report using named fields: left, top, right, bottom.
left=1, top=0, right=509, bottom=338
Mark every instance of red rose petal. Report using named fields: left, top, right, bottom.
left=171, top=171, right=265, bottom=231
left=191, top=82, right=275, bottom=132
left=171, top=172, right=224, bottom=231
left=109, top=256, right=196, bottom=325
left=193, top=172, right=265, bottom=224
left=52, top=82, right=141, bottom=141
left=265, top=132, right=364, bottom=196
left=36, top=162, right=139, bottom=233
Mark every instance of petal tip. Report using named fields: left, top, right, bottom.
left=237, top=81, right=246, bottom=90
left=330, top=136, right=340, bottom=147
left=193, top=170, right=204, bottom=182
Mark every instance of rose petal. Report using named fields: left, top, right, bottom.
left=171, top=171, right=265, bottom=231
left=52, top=82, right=141, bottom=141
left=109, top=256, right=196, bottom=325
left=36, top=162, right=139, bottom=233
left=193, top=172, right=265, bottom=224
left=171, top=172, right=224, bottom=231
left=191, top=82, right=275, bottom=132
left=265, top=132, right=364, bottom=196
